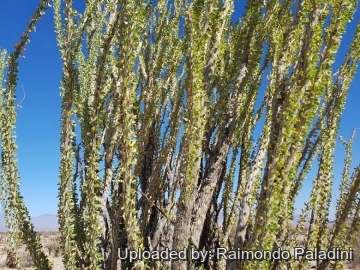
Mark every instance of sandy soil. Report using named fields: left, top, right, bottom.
left=0, top=231, right=63, bottom=270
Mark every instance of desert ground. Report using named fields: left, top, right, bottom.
left=0, top=231, right=63, bottom=269
left=0, top=231, right=358, bottom=269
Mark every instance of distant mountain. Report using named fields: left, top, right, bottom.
left=0, top=213, right=58, bottom=232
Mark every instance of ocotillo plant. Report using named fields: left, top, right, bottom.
left=0, top=1, right=53, bottom=269
left=1, top=0, right=360, bottom=270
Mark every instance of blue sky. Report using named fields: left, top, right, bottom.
left=0, top=0, right=359, bottom=219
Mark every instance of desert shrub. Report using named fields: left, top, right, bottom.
left=46, top=237, right=61, bottom=257
left=5, top=250, right=16, bottom=268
